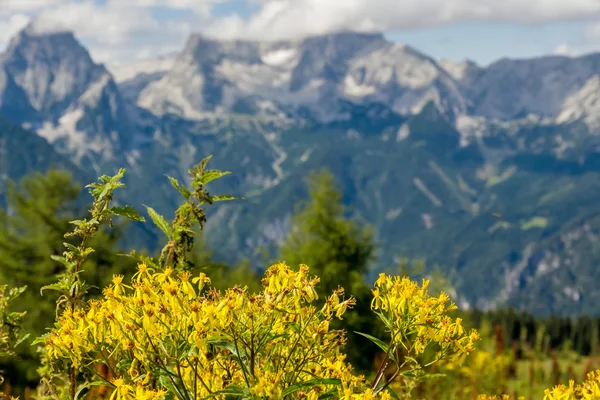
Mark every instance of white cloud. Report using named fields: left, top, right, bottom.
left=0, top=13, right=30, bottom=50
left=0, top=0, right=216, bottom=64
left=0, top=0, right=66, bottom=14
left=553, top=43, right=580, bottom=57
left=2, top=0, right=600, bottom=64
left=552, top=22, right=600, bottom=57
left=205, top=0, right=600, bottom=41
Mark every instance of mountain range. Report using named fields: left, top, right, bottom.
left=2, top=24, right=600, bottom=315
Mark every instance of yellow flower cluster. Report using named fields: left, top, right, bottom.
left=107, top=378, right=166, bottom=400
left=43, top=262, right=391, bottom=399
left=543, top=369, right=600, bottom=400
left=371, top=273, right=480, bottom=364
left=477, top=394, right=525, bottom=400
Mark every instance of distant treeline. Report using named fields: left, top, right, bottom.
left=467, top=308, right=600, bottom=357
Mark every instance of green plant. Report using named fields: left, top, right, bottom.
left=0, top=284, right=29, bottom=389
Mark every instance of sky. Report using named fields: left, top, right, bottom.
left=2, top=0, right=600, bottom=67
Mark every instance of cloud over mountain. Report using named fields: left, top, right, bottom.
left=3, top=0, right=600, bottom=64
left=206, top=0, right=600, bottom=40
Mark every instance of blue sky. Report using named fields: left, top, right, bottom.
left=1, top=0, right=600, bottom=66
left=386, top=21, right=591, bottom=65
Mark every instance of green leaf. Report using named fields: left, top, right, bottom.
left=415, top=373, right=446, bottom=382
left=110, top=168, right=126, bottom=184
left=111, top=205, right=146, bottom=222
left=209, top=195, right=239, bottom=203
left=144, top=206, right=172, bottom=239
left=205, top=385, right=247, bottom=398
left=74, top=380, right=107, bottom=400
left=31, top=333, right=50, bottom=346
left=206, top=337, right=251, bottom=377
left=63, top=242, right=81, bottom=256
left=197, top=155, right=213, bottom=172
left=7, top=286, right=26, bottom=298
left=158, top=375, right=180, bottom=397
left=69, top=219, right=87, bottom=228
left=97, top=183, right=112, bottom=202
left=375, top=310, right=394, bottom=332
left=207, top=338, right=247, bottom=359
left=317, top=391, right=339, bottom=399
left=166, top=175, right=191, bottom=200
left=14, top=333, right=31, bottom=348
left=50, top=255, right=68, bottom=266
left=282, top=378, right=342, bottom=396
left=383, top=387, right=401, bottom=400
left=354, top=331, right=396, bottom=363
left=199, top=170, right=231, bottom=185
left=40, top=282, right=65, bottom=295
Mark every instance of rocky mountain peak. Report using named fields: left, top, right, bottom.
left=181, top=34, right=263, bottom=65
left=0, top=24, right=107, bottom=122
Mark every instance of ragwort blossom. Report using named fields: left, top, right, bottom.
left=43, top=262, right=383, bottom=399
left=371, top=273, right=480, bottom=364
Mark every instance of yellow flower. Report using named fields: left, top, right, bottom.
left=132, top=262, right=154, bottom=283
left=111, top=275, right=131, bottom=296
left=44, top=261, right=479, bottom=400
left=109, top=378, right=132, bottom=400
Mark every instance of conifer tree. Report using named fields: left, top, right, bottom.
left=278, top=169, right=378, bottom=373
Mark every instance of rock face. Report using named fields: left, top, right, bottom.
left=459, top=54, right=600, bottom=121
left=0, top=24, right=151, bottom=168
left=0, top=25, right=108, bottom=123
left=128, top=32, right=600, bottom=132
left=136, top=32, right=466, bottom=122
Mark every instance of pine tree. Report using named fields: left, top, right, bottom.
left=278, top=169, right=378, bottom=373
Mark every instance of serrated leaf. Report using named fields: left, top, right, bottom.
left=40, top=282, right=65, bottom=295
left=31, top=333, right=51, bottom=346
left=110, top=168, right=126, bottom=184
left=97, top=184, right=112, bottom=202
left=69, top=219, right=87, bottom=228
left=209, top=195, right=239, bottom=203
left=199, top=170, right=231, bottom=185
left=198, top=155, right=213, bottom=171
left=144, top=206, right=172, bottom=239
left=111, top=205, right=145, bottom=222
left=8, top=286, right=26, bottom=298
left=166, top=175, right=191, bottom=200
left=63, top=242, right=80, bottom=255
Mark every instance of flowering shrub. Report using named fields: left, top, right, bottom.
left=38, top=258, right=481, bottom=399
